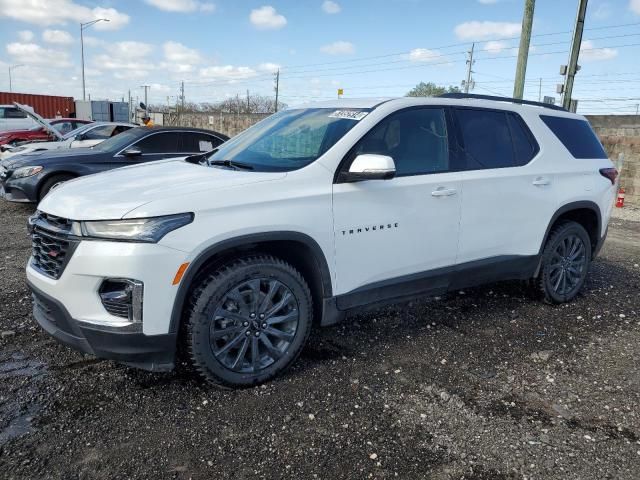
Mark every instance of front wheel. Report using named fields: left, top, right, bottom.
left=39, top=174, right=75, bottom=201
left=185, top=255, right=313, bottom=387
left=537, top=220, right=591, bottom=304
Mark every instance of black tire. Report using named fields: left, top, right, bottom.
left=39, top=174, right=75, bottom=201
left=185, top=255, right=313, bottom=388
left=537, top=220, right=591, bottom=304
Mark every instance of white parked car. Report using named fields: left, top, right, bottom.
left=0, top=104, right=36, bottom=131
left=1, top=121, right=136, bottom=160
left=26, top=94, right=617, bottom=387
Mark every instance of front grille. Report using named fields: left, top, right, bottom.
left=30, top=211, right=78, bottom=280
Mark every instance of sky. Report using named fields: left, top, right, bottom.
left=0, top=0, right=639, bottom=114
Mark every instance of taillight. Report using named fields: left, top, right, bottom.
left=599, top=168, right=618, bottom=185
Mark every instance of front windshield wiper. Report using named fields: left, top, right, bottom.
left=209, top=159, right=254, bottom=171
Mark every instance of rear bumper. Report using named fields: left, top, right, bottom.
left=29, top=280, right=177, bottom=372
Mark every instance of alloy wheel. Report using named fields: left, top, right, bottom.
left=209, top=278, right=299, bottom=373
left=548, top=234, right=587, bottom=296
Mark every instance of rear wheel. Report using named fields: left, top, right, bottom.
left=537, top=220, right=591, bottom=304
left=185, top=255, right=313, bottom=387
left=39, top=174, right=75, bottom=201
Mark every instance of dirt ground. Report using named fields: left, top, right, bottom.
left=0, top=200, right=638, bottom=480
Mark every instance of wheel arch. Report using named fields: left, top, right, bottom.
left=37, top=170, right=78, bottom=199
left=539, top=201, right=602, bottom=258
left=169, top=232, right=334, bottom=333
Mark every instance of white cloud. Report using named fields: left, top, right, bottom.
left=454, top=21, right=521, bottom=40
left=320, top=40, right=355, bottom=55
left=483, top=40, right=509, bottom=54
left=143, top=0, right=215, bottom=13
left=83, top=36, right=105, bottom=47
left=199, top=65, right=257, bottom=81
left=478, top=0, right=499, bottom=4
left=406, top=48, right=444, bottom=62
left=18, top=30, right=34, bottom=42
left=250, top=6, right=287, bottom=30
left=0, top=0, right=130, bottom=29
left=580, top=40, right=618, bottom=61
left=322, top=1, right=341, bottom=14
left=592, top=3, right=612, bottom=20
left=631, top=0, right=640, bottom=14
left=94, top=41, right=156, bottom=74
left=258, top=62, right=281, bottom=73
left=43, top=29, right=73, bottom=45
left=6, top=42, right=72, bottom=68
left=163, top=41, right=201, bottom=64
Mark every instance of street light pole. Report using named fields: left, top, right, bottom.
left=8, top=64, right=24, bottom=93
left=80, top=18, right=109, bottom=101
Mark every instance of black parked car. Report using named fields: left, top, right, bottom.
left=0, top=126, right=229, bottom=203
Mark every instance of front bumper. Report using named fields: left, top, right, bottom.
left=0, top=174, right=40, bottom=203
left=29, top=281, right=176, bottom=371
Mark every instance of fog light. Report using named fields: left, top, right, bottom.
left=99, top=279, right=144, bottom=322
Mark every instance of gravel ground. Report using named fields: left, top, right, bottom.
left=0, top=200, right=639, bottom=480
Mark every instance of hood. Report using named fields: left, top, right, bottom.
left=13, top=103, right=63, bottom=141
left=1, top=147, right=93, bottom=169
left=38, top=159, right=287, bottom=220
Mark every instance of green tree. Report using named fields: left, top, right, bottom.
left=406, top=82, right=461, bottom=97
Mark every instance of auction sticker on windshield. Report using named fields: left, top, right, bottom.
left=328, top=110, right=369, bottom=121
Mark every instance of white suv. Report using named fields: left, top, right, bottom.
left=26, top=94, right=618, bottom=387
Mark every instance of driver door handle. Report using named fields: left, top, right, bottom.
left=431, top=187, right=457, bottom=197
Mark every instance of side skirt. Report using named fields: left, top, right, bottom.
left=321, top=255, right=540, bottom=325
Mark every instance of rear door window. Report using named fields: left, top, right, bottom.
left=455, top=108, right=514, bottom=170
left=2, top=107, right=28, bottom=119
left=507, top=113, right=538, bottom=166
left=180, top=132, right=224, bottom=153
left=83, top=125, right=117, bottom=140
left=540, top=115, right=607, bottom=159
left=132, top=132, right=181, bottom=154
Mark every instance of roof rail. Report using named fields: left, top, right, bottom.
left=439, top=93, right=568, bottom=112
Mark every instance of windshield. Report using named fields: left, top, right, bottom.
left=62, top=123, right=95, bottom=140
left=92, top=128, right=141, bottom=152
left=208, top=108, right=370, bottom=171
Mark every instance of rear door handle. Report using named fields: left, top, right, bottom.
left=431, top=187, right=457, bottom=197
left=532, top=177, right=550, bottom=186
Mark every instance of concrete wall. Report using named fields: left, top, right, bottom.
left=587, top=115, right=639, bottom=206
left=165, top=112, right=268, bottom=137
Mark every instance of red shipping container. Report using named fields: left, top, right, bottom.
left=0, top=92, right=75, bottom=119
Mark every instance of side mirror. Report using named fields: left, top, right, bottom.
left=122, top=147, right=142, bottom=157
left=341, top=154, right=396, bottom=182
left=75, top=133, right=86, bottom=141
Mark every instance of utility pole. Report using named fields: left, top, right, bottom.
left=463, top=44, right=475, bottom=94
left=562, top=0, right=588, bottom=110
left=128, top=89, right=132, bottom=122
left=538, top=78, right=542, bottom=102
left=636, top=104, right=639, bottom=115
left=140, top=85, right=150, bottom=112
left=513, top=0, right=535, bottom=99
left=180, top=81, right=185, bottom=112
left=274, top=69, right=280, bottom=112
left=246, top=89, right=250, bottom=112
left=8, top=64, right=24, bottom=93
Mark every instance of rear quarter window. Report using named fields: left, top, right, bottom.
left=540, top=115, right=607, bottom=159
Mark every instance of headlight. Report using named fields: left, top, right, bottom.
left=11, top=166, right=43, bottom=179
left=80, top=213, right=194, bottom=243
